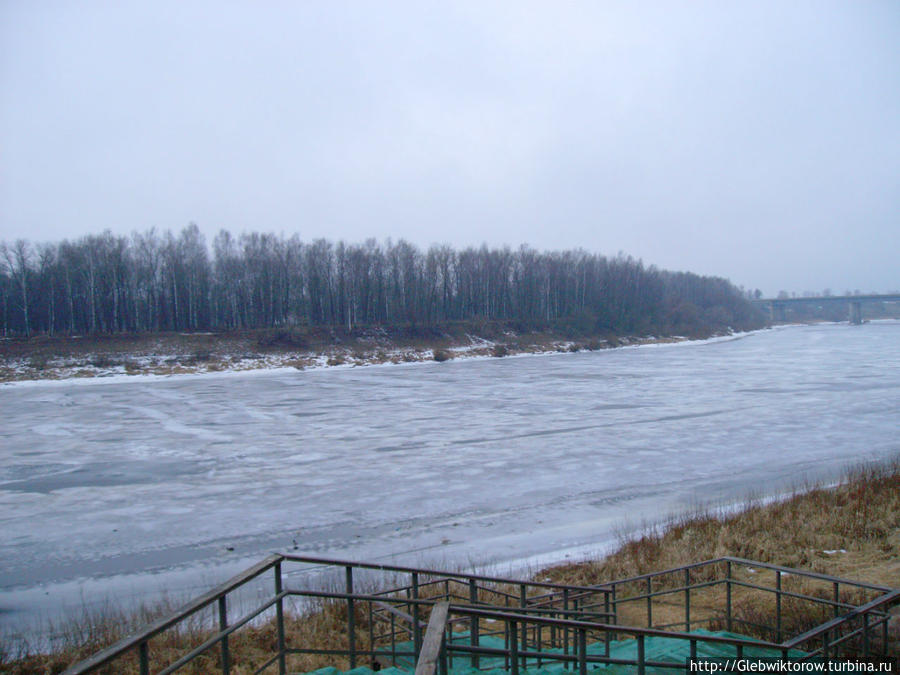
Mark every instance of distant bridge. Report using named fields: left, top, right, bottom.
left=755, top=294, right=900, bottom=325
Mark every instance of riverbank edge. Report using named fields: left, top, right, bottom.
left=0, top=323, right=771, bottom=386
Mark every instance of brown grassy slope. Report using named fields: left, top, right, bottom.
left=540, top=460, right=900, bottom=589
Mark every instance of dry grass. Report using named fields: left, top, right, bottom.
left=541, top=459, right=900, bottom=655
left=1, top=596, right=390, bottom=675
left=541, top=460, right=900, bottom=588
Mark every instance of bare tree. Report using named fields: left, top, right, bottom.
left=1, top=239, right=33, bottom=336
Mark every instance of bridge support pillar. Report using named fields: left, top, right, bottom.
left=849, top=301, right=862, bottom=325
left=770, top=302, right=787, bottom=323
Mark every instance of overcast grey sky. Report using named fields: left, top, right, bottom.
left=1, top=1, right=897, bottom=296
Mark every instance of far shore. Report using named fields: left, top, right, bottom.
left=0, top=323, right=759, bottom=385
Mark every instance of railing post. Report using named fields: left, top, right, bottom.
left=218, top=595, right=230, bottom=675
left=563, top=589, right=570, bottom=668
left=637, top=634, right=645, bottom=675
left=519, top=584, right=527, bottom=659
left=368, top=600, right=375, bottom=667
left=685, top=568, right=691, bottom=632
left=822, top=630, right=829, bottom=659
left=833, top=582, right=840, bottom=619
left=139, top=640, right=149, bottom=675
left=577, top=628, right=587, bottom=675
left=726, top=561, right=733, bottom=633
left=775, top=570, right=782, bottom=643
left=346, top=566, right=356, bottom=669
left=881, top=615, right=888, bottom=656
left=509, top=620, right=519, bottom=675
left=610, top=584, right=617, bottom=643
left=862, top=612, right=870, bottom=656
left=504, top=619, right=510, bottom=670
left=468, top=580, right=480, bottom=669
left=604, top=590, right=611, bottom=656
left=391, top=612, right=397, bottom=666
left=646, top=576, right=652, bottom=627
left=275, top=561, right=286, bottom=675
left=412, top=573, right=422, bottom=660
left=438, top=635, right=448, bottom=675
left=445, top=614, right=453, bottom=672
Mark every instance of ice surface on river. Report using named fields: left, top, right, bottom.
left=1, top=322, right=899, bottom=634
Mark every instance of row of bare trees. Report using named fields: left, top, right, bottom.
left=0, top=226, right=764, bottom=338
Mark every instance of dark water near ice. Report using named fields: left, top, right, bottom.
left=1, top=321, right=898, bottom=635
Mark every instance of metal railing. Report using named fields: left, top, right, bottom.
left=62, top=554, right=897, bottom=674
left=62, top=554, right=612, bottom=675
left=601, top=556, right=896, bottom=659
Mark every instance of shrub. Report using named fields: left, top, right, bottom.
left=326, top=355, right=345, bottom=366
left=491, top=344, right=509, bottom=358
left=28, top=355, right=49, bottom=371
left=256, top=329, right=309, bottom=349
left=90, top=355, right=118, bottom=368
left=433, top=349, right=452, bottom=362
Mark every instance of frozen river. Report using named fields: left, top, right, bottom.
left=1, top=321, right=899, bottom=636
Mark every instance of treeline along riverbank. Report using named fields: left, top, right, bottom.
left=1, top=227, right=764, bottom=339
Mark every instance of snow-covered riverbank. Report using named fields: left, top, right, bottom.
left=0, top=328, right=746, bottom=386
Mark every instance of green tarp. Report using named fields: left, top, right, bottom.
left=302, top=629, right=807, bottom=675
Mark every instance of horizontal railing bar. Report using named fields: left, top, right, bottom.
left=528, top=588, right=601, bottom=603
left=450, top=606, right=782, bottom=649
left=785, top=589, right=900, bottom=648
left=826, top=624, right=868, bottom=649
left=286, top=589, right=782, bottom=649
left=720, top=557, right=895, bottom=592
left=285, top=647, right=417, bottom=658
left=729, top=578, right=856, bottom=610
left=286, top=589, right=612, bottom=623
left=373, top=600, right=425, bottom=627
left=371, top=576, right=461, bottom=596
left=63, top=554, right=284, bottom=675
left=605, top=556, right=895, bottom=593
left=612, top=578, right=723, bottom=604
left=279, top=554, right=612, bottom=593
left=605, top=557, right=729, bottom=586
